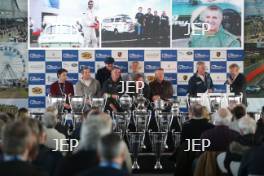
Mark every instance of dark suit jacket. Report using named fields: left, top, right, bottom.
left=201, top=125, right=240, bottom=151
left=149, top=80, right=173, bottom=100
left=54, top=150, right=98, bottom=176
left=180, top=118, right=214, bottom=144
left=32, top=144, right=63, bottom=176
left=0, top=160, right=47, bottom=176
left=229, top=73, right=247, bottom=105
left=77, top=166, right=129, bottom=176
left=95, top=67, right=111, bottom=87
left=238, top=143, right=264, bottom=176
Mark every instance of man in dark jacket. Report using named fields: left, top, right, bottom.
left=0, top=121, right=47, bottom=176
left=95, top=57, right=115, bottom=87
left=101, top=67, right=125, bottom=112
left=149, top=68, right=173, bottom=101
left=227, top=63, right=247, bottom=105
left=201, top=108, right=240, bottom=151
left=188, top=61, right=214, bottom=96
left=144, top=8, right=153, bottom=38
left=181, top=103, right=214, bottom=144
left=78, top=133, right=129, bottom=176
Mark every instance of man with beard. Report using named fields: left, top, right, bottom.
left=144, top=8, right=153, bottom=38
left=152, top=10, right=160, bottom=38
left=82, top=0, right=97, bottom=47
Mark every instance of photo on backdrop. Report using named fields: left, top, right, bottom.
left=245, top=0, right=264, bottom=49
left=172, top=0, right=243, bottom=48
left=0, top=0, right=28, bottom=100
left=244, top=49, right=264, bottom=98
left=29, top=0, right=100, bottom=48
left=100, top=0, right=171, bottom=48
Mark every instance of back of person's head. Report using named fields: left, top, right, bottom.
left=232, top=104, right=246, bottom=120
left=42, top=112, right=57, bottom=128
left=98, top=133, right=125, bottom=164
left=238, top=115, right=257, bottom=135
left=0, top=112, right=10, bottom=123
left=16, top=107, right=30, bottom=120
left=45, top=106, right=58, bottom=116
left=190, top=103, right=203, bottom=119
left=213, top=108, right=232, bottom=126
left=2, top=121, right=32, bottom=156
left=79, top=111, right=112, bottom=151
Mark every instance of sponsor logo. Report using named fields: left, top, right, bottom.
left=29, top=97, right=45, bottom=108
left=162, top=53, right=176, bottom=59
left=178, top=65, right=192, bottom=70
left=95, top=51, right=111, bottom=60
left=145, top=65, right=159, bottom=70
left=31, top=87, right=43, bottom=94
left=81, top=52, right=93, bottom=59
left=63, top=53, right=77, bottom=59
left=117, top=52, right=122, bottom=58
left=47, top=65, right=60, bottom=70
left=194, top=51, right=210, bottom=60
left=129, top=53, right=143, bottom=59
left=211, top=65, right=225, bottom=70
left=29, top=51, right=45, bottom=61
left=29, top=100, right=43, bottom=105
left=30, top=76, right=44, bottom=82
left=227, top=51, right=244, bottom=60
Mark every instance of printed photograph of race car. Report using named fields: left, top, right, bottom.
left=29, top=0, right=100, bottom=48
left=244, top=49, right=264, bottom=98
left=172, top=0, right=243, bottom=48
left=100, top=0, right=170, bottom=48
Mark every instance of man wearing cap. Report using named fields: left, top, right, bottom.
left=96, top=57, right=115, bottom=87
left=82, top=0, right=97, bottom=47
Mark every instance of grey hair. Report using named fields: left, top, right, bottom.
left=213, top=108, right=232, bottom=126
left=98, top=133, right=125, bottom=161
left=2, top=121, right=32, bottom=155
left=238, top=115, right=256, bottom=135
left=42, top=112, right=57, bottom=128
left=78, top=112, right=112, bottom=151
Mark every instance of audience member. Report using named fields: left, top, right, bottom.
left=201, top=108, right=240, bottom=151
left=55, top=110, right=112, bottom=176
left=78, top=133, right=129, bottom=176
left=0, top=121, right=47, bottom=176
left=16, top=107, right=30, bottom=120
left=230, top=104, right=246, bottom=133
left=41, top=112, right=67, bottom=151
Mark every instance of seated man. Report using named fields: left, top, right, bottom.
left=101, top=67, right=124, bottom=112
left=76, top=66, right=101, bottom=98
left=96, top=57, right=115, bottom=87
left=78, top=133, right=129, bottom=176
left=149, top=68, right=173, bottom=101
left=188, top=61, right=214, bottom=96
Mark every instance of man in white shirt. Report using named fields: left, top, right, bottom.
left=82, top=0, right=97, bottom=47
